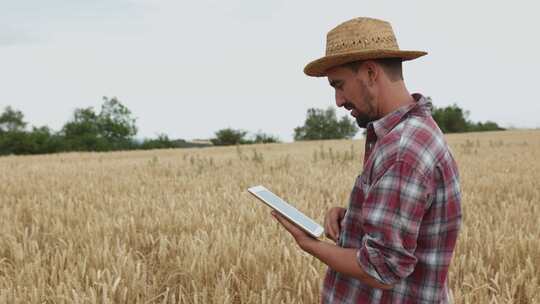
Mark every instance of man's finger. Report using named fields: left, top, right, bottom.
left=325, top=230, right=335, bottom=241
left=329, top=233, right=337, bottom=242
left=326, top=226, right=337, bottom=242
left=325, top=214, right=335, bottom=237
left=325, top=223, right=335, bottom=240
left=272, top=211, right=296, bottom=232
left=323, top=218, right=330, bottom=238
left=331, top=222, right=340, bottom=240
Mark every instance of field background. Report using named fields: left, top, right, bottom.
left=1, top=130, right=539, bottom=303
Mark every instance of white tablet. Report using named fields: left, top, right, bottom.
left=248, top=185, right=324, bottom=238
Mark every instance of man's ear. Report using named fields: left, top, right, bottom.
left=363, top=61, right=379, bottom=86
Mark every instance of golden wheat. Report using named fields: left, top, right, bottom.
left=1, top=130, right=539, bottom=303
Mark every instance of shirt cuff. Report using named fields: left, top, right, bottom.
left=356, top=238, right=401, bottom=286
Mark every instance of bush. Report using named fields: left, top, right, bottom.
left=294, top=107, right=358, bottom=141
left=210, top=128, right=249, bottom=146
left=253, top=132, right=280, bottom=144
left=430, top=101, right=505, bottom=133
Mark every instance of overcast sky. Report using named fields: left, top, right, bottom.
left=1, top=0, right=539, bottom=142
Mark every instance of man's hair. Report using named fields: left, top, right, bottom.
left=342, top=58, right=403, bottom=81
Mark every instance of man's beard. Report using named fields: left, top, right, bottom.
left=352, top=80, right=377, bottom=128
left=355, top=112, right=373, bottom=128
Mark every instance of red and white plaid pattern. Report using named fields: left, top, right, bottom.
left=322, top=94, right=462, bottom=303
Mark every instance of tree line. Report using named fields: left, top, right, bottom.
left=0, top=97, right=194, bottom=155
left=0, top=97, right=503, bottom=155
left=210, top=100, right=504, bottom=144
left=428, top=98, right=505, bottom=133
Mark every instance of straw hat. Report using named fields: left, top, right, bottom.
left=304, top=17, right=427, bottom=77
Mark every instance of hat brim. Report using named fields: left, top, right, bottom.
left=304, top=49, right=428, bottom=77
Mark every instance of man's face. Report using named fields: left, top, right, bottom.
left=326, top=64, right=378, bottom=128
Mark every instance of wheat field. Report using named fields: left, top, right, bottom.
left=1, top=130, right=539, bottom=303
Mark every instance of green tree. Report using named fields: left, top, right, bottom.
left=211, top=128, right=249, bottom=146
left=431, top=104, right=469, bottom=133
left=98, top=97, right=137, bottom=147
left=0, top=106, right=65, bottom=155
left=430, top=101, right=504, bottom=133
left=140, top=134, right=177, bottom=150
left=61, top=107, right=107, bottom=151
left=0, top=130, right=27, bottom=155
left=0, top=106, right=28, bottom=155
left=60, top=97, right=137, bottom=151
left=253, top=131, right=280, bottom=144
left=25, top=126, right=62, bottom=154
left=0, top=106, right=27, bottom=133
left=294, top=107, right=358, bottom=141
left=468, top=121, right=505, bottom=132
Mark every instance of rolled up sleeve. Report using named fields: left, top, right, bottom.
left=356, top=160, right=431, bottom=286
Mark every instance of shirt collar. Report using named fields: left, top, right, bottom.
left=367, top=93, right=431, bottom=140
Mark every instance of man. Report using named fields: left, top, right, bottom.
left=272, top=17, right=462, bottom=303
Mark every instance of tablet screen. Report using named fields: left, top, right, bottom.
left=255, top=189, right=321, bottom=234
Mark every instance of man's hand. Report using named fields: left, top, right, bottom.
left=271, top=211, right=317, bottom=250
left=272, top=210, right=393, bottom=290
left=324, top=207, right=346, bottom=242
left=271, top=210, right=394, bottom=290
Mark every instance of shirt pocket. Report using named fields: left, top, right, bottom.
left=355, top=173, right=371, bottom=199
left=360, top=174, right=371, bottom=195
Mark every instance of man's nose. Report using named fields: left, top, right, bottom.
left=335, top=90, right=345, bottom=107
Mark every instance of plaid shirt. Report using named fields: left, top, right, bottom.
left=322, top=94, right=462, bottom=303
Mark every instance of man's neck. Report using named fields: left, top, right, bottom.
left=378, top=80, right=413, bottom=117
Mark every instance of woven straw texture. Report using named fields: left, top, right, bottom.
left=304, top=17, right=427, bottom=77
